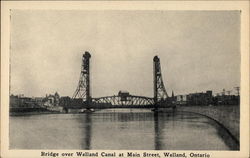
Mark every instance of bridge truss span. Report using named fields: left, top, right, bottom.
left=92, top=95, right=154, bottom=107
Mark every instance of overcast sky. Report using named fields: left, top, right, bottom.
left=10, top=10, right=240, bottom=98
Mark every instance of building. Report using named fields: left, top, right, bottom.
left=10, top=94, right=42, bottom=108
left=175, top=89, right=240, bottom=106
left=213, top=94, right=239, bottom=105
left=187, top=91, right=213, bottom=106
left=59, top=96, right=72, bottom=107
left=176, top=95, right=188, bottom=105
left=175, top=91, right=213, bottom=106
left=44, top=92, right=60, bottom=107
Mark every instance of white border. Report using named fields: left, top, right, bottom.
left=1, top=1, right=249, bottom=158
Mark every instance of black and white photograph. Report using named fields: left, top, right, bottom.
left=1, top=1, right=249, bottom=158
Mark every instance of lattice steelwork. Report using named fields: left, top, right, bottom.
left=153, top=56, right=168, bottom=106
left=72, top=51, right=91, bottom=103
left=93, top=95, right=154, bottom=106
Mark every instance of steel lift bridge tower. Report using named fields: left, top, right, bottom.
left=153, top=56, right=169, bottom=109
left=72, top=51, right=92, bottom=108
left=72, top=51, right=172, bottom=109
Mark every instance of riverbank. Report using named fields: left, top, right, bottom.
left=10, top=107, right=62, bottom=116
left=177, top=105, right=239, bottom=143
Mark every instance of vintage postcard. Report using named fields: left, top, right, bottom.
left=1, top=1, right=249, bottom=158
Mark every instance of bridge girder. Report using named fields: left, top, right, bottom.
left=92, top=95, right=154, bottom=106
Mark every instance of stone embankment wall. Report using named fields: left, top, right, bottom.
left=177, top=105, right=239, bottom=143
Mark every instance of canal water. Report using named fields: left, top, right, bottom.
left=10, top=109, right=238, bottom=150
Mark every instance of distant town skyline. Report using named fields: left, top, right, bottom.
left=10, top=10, right=240, bottom=98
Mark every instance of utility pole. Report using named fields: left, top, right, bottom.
left=222, top=89, right=226, bottom=96
left=234, top=87, right=240, bottom=96
left=226, top=91, right=231, bottom=95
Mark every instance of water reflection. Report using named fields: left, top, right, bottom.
left=84, top=113, right=92, bottom=150
left=10, top=109, right=238, bottom=150
left=154, top=112, right=161, bottom=150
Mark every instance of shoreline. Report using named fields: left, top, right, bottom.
left=176, top=105, right=239, bottom=144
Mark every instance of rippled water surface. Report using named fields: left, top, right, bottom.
left=10, top=109, right=237, bottom=150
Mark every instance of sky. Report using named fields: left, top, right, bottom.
left=10, top=10, right=240, bottom=98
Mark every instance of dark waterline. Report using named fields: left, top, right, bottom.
left=10, top=109, right=238, bottom=150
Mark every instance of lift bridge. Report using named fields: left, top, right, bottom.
left=71, top=51, right=174, bottom=109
